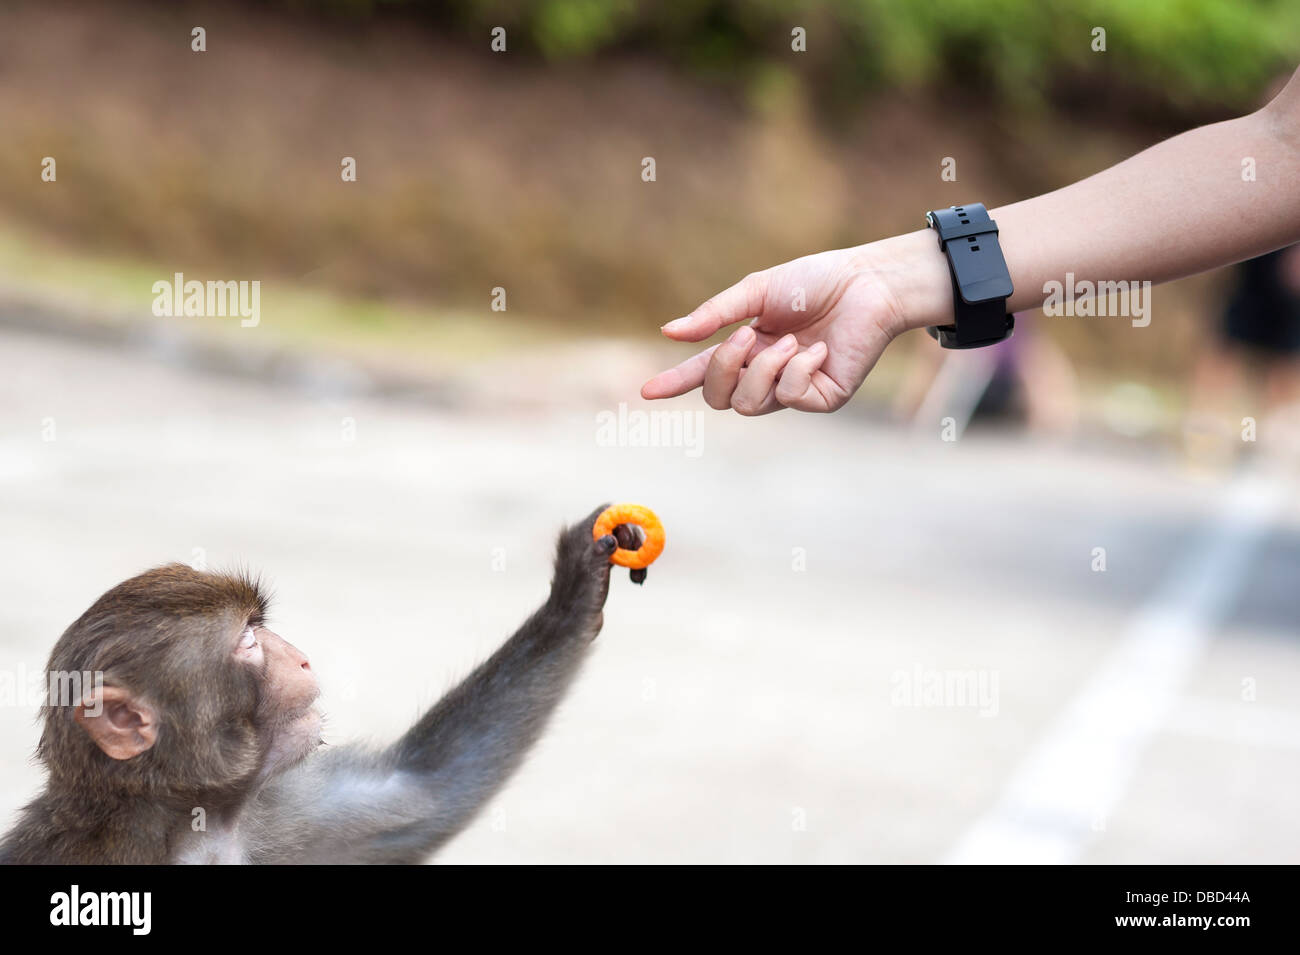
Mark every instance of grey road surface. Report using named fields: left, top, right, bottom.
left=1, top=325, right=1298, bottom=863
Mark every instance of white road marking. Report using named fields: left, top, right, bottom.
left=943, top=466, right=1289, bottom=864
left=1166, top=698, right=1300, bottom=753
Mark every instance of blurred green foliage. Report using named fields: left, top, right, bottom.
left=313, top=0, right=1300, bottom=112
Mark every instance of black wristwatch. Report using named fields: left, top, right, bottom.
left=924, top=203, right=1015, bottom=348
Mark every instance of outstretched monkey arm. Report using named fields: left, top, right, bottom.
left=243, top=507, right=626, bottom=864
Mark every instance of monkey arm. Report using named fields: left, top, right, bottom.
left=243, top=509, right=622, bottom=864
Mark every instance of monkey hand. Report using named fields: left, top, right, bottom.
left=551, top=505, right=644, bottom=640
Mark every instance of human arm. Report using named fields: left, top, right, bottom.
left=642, top=66, right=1300, bottom=415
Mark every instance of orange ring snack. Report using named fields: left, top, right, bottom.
left=592, top=504, right=665, bottom=570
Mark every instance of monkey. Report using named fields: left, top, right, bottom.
left=0, top=506, right=642, bottom=864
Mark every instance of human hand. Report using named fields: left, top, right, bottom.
left=641, top=230, right=952, bottom=415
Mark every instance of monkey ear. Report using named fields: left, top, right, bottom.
left=74, top=685, right=159, bottom=760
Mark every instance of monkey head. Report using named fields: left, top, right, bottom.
left=38, top=564, right=321, bottom=806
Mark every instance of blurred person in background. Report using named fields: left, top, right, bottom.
left=893, top=312, right=1080, bottom=436
left=1183, top=244, right=1300, bottom=467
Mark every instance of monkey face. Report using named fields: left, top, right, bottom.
left=234, top=623, right=323, bottom=778
left=41, top=564, right=322, bottom=800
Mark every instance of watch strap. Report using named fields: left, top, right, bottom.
left=925, top=203, right=1015, bottom=348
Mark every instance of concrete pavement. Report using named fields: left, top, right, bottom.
left=1, top=324, right=1297, bottom=863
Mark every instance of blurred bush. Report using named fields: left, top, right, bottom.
left=305, top=0, right=1299, bottom=113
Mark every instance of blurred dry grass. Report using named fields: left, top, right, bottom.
left=0, top=0, right=1230, bottom=380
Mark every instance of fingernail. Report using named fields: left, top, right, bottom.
left=661, top=316, right=689, bottom=332
left=778, top=334, right=797, bottom=351
left=728, top=326, right=753, bottom=345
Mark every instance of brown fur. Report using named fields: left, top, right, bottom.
left=2, top=565, right=269, bottom=863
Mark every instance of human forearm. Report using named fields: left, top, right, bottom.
left=886, top=69, right=1300, bottom=332
left=1001, top=104, right=1297, bottom=308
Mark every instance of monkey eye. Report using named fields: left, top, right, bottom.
left=236, top=625, right=259, bottom=652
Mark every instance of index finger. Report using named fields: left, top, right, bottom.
left=640, top=344, right=720, bottom=399
left=660, top=271, right=766, bottom=342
